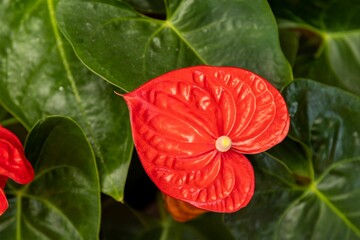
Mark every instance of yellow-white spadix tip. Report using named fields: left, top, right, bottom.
left=215, top=136, right=232, bottom=152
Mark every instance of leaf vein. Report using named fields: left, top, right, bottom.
left=22, top=194, right=84, bottom=240
left=313, top=186, right=360, bottom=237
left=166, top=21, right=208, bottom=65
left=47, top=0, right=119, bottom=199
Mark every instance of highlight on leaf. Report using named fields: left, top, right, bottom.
left=121, top=66, right=290, bottom=213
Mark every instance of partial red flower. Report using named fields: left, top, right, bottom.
left=122, top=66, right=289, bottom=213
left=0, top=126, right=34, bottom=215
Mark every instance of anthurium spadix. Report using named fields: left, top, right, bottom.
left=122, top=66, right=290, bottom=213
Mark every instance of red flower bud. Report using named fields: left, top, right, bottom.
left=122, top=66, right=289, bottom=213
left=0, top=126, right=34, bottom=215
left=163, top=193, right=207, bottom=222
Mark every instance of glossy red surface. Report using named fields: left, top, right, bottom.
left=123, top=66, right=289, bottom=212
left=0, top=126, right=34, bottom=215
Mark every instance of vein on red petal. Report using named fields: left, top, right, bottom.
left=0, top=176, right=8, bottom=215
left=232, top=89, right=289, bottom=153
left=0, top=140, right=34, bottom=184
left=224, top=79, right=256, bottom=136
left=193, top=69, right=242, bottom=136
left=159, top=152, right=254, bottom=213
left=189, top=151, right=254, bottom=212
left=209, top=83, right=237, bottom=136
left=136, top=133, right=216, bottom=171
left=150, top=151, right=222, bottom=190
left=231, top=102, right=276, bottom=149
left=125, top=81, right=219, bottom=140
left=129, top=109, right=213, bottom=158
left=138, top=152, right=223, bottom=203
left=229, top=72, right=289, bottom=153
left=135, top=136, right=243, bottom=207
left=152, top=156, right=234, bottom=205
left=0, top=188, right=8, bottom=215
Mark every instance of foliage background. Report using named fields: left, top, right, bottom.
left=0, top=0, right=359, bottom=239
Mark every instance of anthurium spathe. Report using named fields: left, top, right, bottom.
left=163, top=193, right=207, bottom=222
left=122, top=66, right=290, bottom=213
left=0, top=126, right=34, bottom=215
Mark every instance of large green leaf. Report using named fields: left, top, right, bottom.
left=123, top=0, right=166, bottom=18
left=225, top=79, right=360, bottom=239
left=56, top=0, right=292, bottom=91
left=0, top=116, right=100, bottom=239
left=0, top=105, right=13, bottom=126
left=136, top=214, right=235, bottom=240
left=269, top=0, right=360, bottom=95
left=101, top=193, right=235, bottom=240
left=0, top=0, right=133, bottom=201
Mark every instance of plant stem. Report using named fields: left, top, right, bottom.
left=1, top=118, right=19, bottom=127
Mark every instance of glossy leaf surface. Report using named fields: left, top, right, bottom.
left=270, top=0, right=360, bottom=95
left=225, top=79, right=360, bottom=239
left=56, top=0, right=292, bottom=91
left=123, top=66, right=290, bottom=212
left=0, top=116, right=100, bottom=239
left=0, top=0, right=133, bottom=200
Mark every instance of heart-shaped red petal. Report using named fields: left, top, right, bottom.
left=0, top=127, right=34, bottom=184
left=122, top=66, right=289, bottom=212
left=0, top=176, right=8, bottom=215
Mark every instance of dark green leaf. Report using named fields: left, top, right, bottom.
left=123, top=0, right=166, bottom=19
left=101, top=196, right=235, bottom=240
left=270, top=0, right=360, bottom=95
left=286, top=80, right=360, bottom=175
left=56, top=0, right=292, bottom=91
left=0, top=116, right=100, bottom=239
left=0, top=106, right=27, bottom=141
left=0, top=0, right=133, bottom=201
left=0, top=105, right=13, bottom=125
left=185, top=213, right=235, bottom=240
left=225, top=79, right=360, bottom=239
left=138, top=214, right=234, bottom=240
left=101, top=198, right=153, bottom=240
left=278, top=30, right=300, bottom=67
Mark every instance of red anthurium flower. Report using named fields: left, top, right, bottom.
left=122, top=66, right=289, bottom=213
left=0, top=126, right=34, bottom=215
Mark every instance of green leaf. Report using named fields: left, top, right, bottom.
left=270, top=0, right=360, bottom=95
left=56, top=0, right=292, bottom=91
left=0, top=106, right=27, bottom=141
left=0, top=0, right=133, bottom=201
left=0, top=116, right=100, bottom=239
left=225, top=79, right=360, bottom=239
left=0, top=105, right=13, bottom=125
left=101, top=192, right=236, bottom=240
left=123, top=0, right=166, bottom=18
left=101, top=198, right=151, bottom=239
left=185, top=213, right=235, bottom=240
left=137, top=214, right=235, bottom=240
